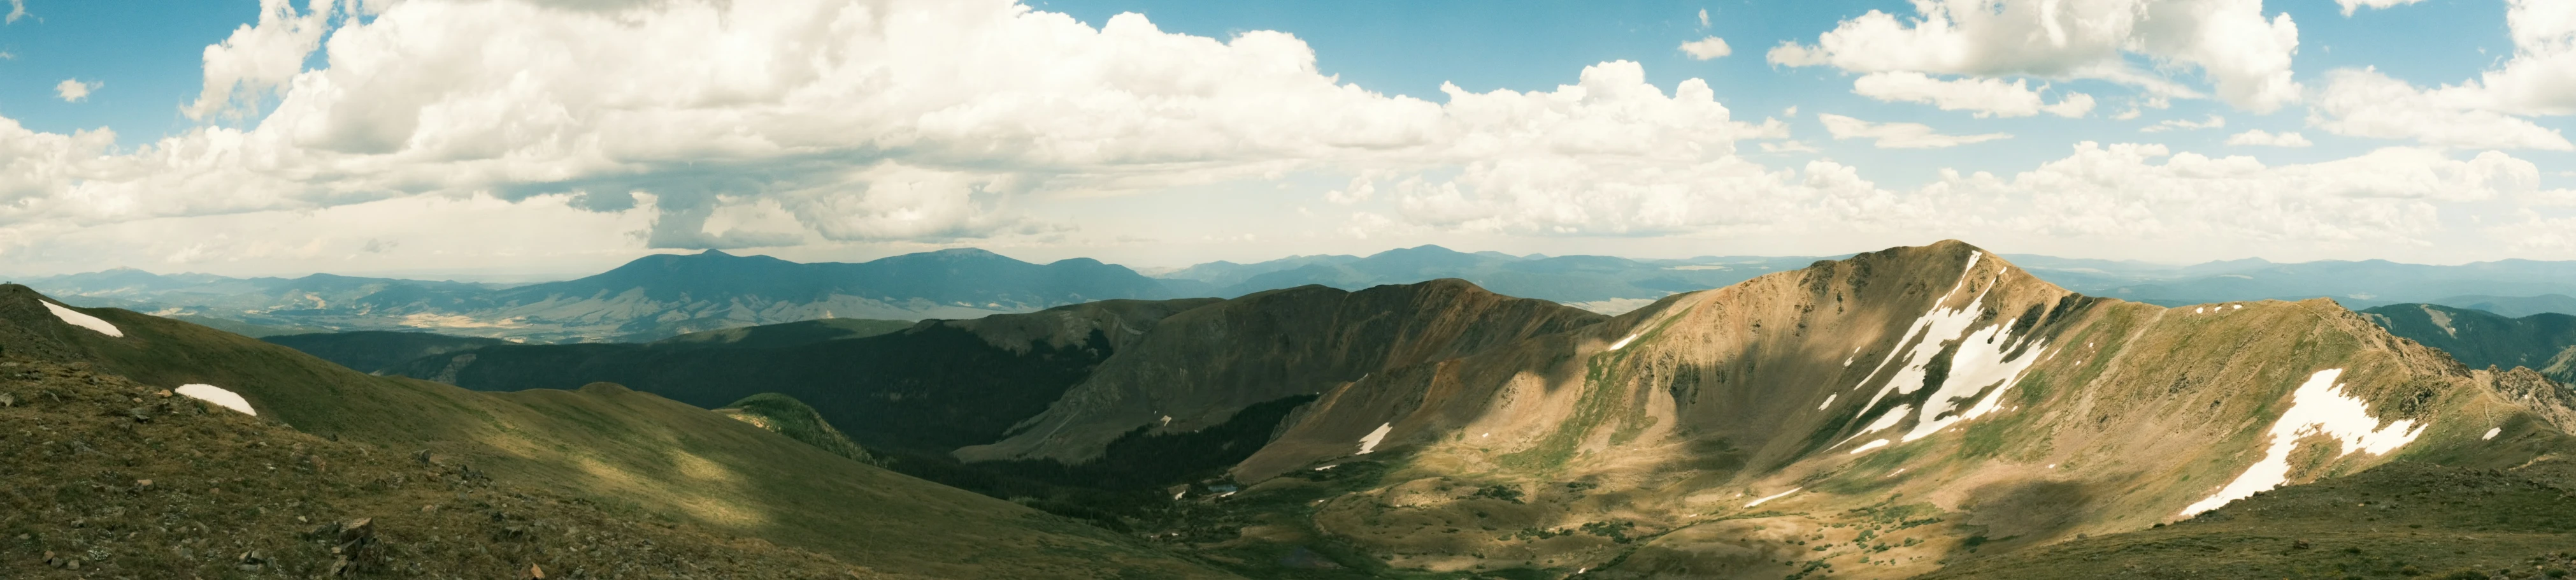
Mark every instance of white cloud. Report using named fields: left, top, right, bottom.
left=185, top=0, right=334, bottom=120
left=1760, top=140, right=1820, bottom=154
left=2487, top=212, right=2576, bottom=251
left=1678, top=36, right=1731, bottom=60
left=2310, top=68, right=2573, bottom=150
left=2336, top=0, right=2428, bottom=16
left=2226, top=129, right=2312, bottom=147
left=1769, top=0, right=2301, bottom=113
left=2143, top=114, right=2227, bottom=133
left=4, top=0, right=24, bottom=24
left=1969, top=143, right=2554, bottom=244
left=54, top=79, right=99, bottom=103
left=1817, top=113, right=2011, bottom=149
left=1850, top=71, right=2091, bottom=118
left=9, top=0, right=2576, bottom=268
left=2452, top=0, right=2576, bottom=116
left=1697, top=9, right=1709, bottom=29
left=0, top=1, right=1797, bottom=253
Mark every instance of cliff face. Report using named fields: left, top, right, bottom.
left=1189, top=241, right=2566, bottom=577
left=956, top=279, right=1609, bottom=464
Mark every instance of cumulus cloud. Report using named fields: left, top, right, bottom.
left=1678, top=36, right=1732, bottom=60
left=1818, top=113, right=2011, bottom=149
left=2226, top=129, right=2312, bottom=147
left=6, top=0, right=2573, bottom=266
left=0, top=1, right=1800, bottom=251
left=54, top=79, right=99, bottom=103
left=2309, top=68, right=2573, bottom=150
left=4, top=0, right=24, bottom=24
left=186, top=0, right=334, bottom=120
left=2143, top=114, right=2227, bottom=133
left=2336, top=0, right=2428, bottom=16
left=1851, top=71, right=2092, bottom=118
left=1769, top=0, right=2300, bottom=113
left=2452, top=0, right=2576, bottom=116
left=1962, top=143, right=2555, bottom=243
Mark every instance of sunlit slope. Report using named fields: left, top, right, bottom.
left=959, top=279, right=1608, bottom=465
left=0, top=284, right=1234, bottom=579
left=717, top=392, right=881, bottom=466
left=1198, top=241, right=2571, bottom=578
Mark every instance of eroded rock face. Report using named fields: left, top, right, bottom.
left=957, top=279, right=1608, bottom=465
left=1179, top=241, right=2565, bottom=578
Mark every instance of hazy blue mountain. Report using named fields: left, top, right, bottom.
left=1159, top=244, right=1831, bottom=312
left=2032, top=259, right=2576, bottom=308
left=28, top=249, right=1191, bottom=342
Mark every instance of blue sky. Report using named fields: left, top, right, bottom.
left=0, top=0, right=2572, bottom=277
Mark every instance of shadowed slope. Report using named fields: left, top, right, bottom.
left=957, top=279, right=1609, bottom=465
left=0, top=284, right=1234, bottom=579
left=2360, top=303, right=2576, bottom=370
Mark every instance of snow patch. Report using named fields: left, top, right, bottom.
left=1744, top=488, right=1800, bottom=508
left=2483, top=427, right=2501, bottom=440
left=1818, top=393, right=1837, bottom=410
left=176, top=384, right=255, bottom=416
left=1898, top=323, right=2052, bottom=443
left=42, top=301, right=123, bottom=337
left=1851, top=404, right=1914, bottom=438
left=2177, top=369, right=2423, bottom=518
left=1356, top=423, right=1392, bottom=454
left=1608, top=332, right=1642, bottom=351
left=1849, top=439, right=1890, bottom=454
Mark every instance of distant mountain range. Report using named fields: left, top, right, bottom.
left=255, top=241, right=2576, bottom=577
left=26, top=241, right=2576, bottom=577
left=24, top=244, right=2576, bottom=343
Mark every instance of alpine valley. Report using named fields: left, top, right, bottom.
left=17, top=240, right=2576, bottom=579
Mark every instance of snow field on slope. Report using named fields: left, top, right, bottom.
left=1356, top=423, right=1392, bottom=454
left=2176, top=368, right=2423, bottom=517
left=43, top=300, right=124, bottom=337
left=176, top=384, right=257, bottom=416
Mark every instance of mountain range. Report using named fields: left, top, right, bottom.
left=217, top=240, right=2576, bottom=578
left=27, top=245, right=2576, bottom=347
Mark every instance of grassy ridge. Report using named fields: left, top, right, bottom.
left=716, top=393, right=880, bottom=466
left=0, top=285, right=1236, bottom=579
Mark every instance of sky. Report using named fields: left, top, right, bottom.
left=1, top=0, right=2573, bottom=279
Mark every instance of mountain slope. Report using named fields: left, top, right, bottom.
left=2359, top=303, right=2576, bottom=370
left=261, top=330, right=510, bottom=373
left=0, top=284, right=1233, bottom=579
left=2429, top=293, right=2576, bottom=317
left=717, top=393, right=881, bottom=466
left=1163, top=241, right=2567, bottom=578
left=959, top=279, right=1609, bottom=465
left=0, top=356, right=885, bottom=579
left=383, top=298, right=1222, bottom=461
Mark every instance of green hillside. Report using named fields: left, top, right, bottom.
left=0, top=284, right=1233, bottom=579
left=2361, top=303, right=2576, bottom=369
left=652, top=317, right=915, bottom=349
left=717, top=393, right=882, bottom=466
left=262, top=330, right=510, bottom=373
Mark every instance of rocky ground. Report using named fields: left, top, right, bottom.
left=0, top=357, right=902, bottom=579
